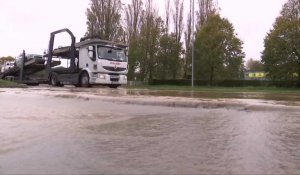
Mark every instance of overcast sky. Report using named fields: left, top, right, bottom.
left=0, top=0, right=286, bottom=61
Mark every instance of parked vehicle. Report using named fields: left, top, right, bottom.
left=1, top=61, right=15, bottom=73
left=16, top=54, right=44, bottom=68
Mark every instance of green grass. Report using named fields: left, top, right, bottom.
left=128, top=85, right=300, bottom=94
left=0, top=80, right=26, bottom=88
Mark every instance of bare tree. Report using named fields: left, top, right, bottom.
left=165, top=0, right=171, bottom=33
left=183, top=2, right=192, bottom=78
left=125, top=0, right=143, bottom=40
left=173, top=0, right=184, bottom=43
left=86, top=0, right=123, bottom=41
left=196, top=0, right=216, bottom=29
left=281, top=0, right=300, bottom=19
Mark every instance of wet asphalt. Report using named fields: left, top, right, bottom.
left=0, top=86, right=299, bottom=174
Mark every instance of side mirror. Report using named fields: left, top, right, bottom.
left=88, top=50, right=94, bottom=58
left=88, top=46, right=96, bottom=61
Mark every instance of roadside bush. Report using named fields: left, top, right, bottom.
left=149, top=79, right=299, bottom=88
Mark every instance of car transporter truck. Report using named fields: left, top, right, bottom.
left=0, top=28, right=128, bottom=88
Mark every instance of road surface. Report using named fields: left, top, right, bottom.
left=0, top=87, right=299, bottom=174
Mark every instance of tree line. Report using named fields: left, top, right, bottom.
left=1, top=0, right=298, bottom=86
left=262, top=0, right=300, bottom=86
left=85, top=0, right=245, bottom=85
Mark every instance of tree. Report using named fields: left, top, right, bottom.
left=164, top=0, right=184, bottom=79
left=134, top=0, right=162, bottom=81
left=125, top=0, right=144, bottom=80
left=196, top=0, right=217, bottom=29
left=194, top=14, right=245, bottom=85
left=183, top=0, right=214, bottom=79
left=156, top=33, right=182, bottom=80
left=262, top=0, right=300, bottom=85
left=86, top=0, right=123, bottom=41
left=246, top=58, right=264, bottom=71
left=125, top=0, right=143, bottom=40
left=165, top=0, right=171, bottom=33
left=125, top=0, right=171, bottom=81
left=173, top=0, right=184, bottom=43
left=183, top=3, right=193, bottom=79
left=0, top=56, right=15, bottom=65
left=281, top=0, right=300, bottom=19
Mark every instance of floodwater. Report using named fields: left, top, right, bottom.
left=127, top=89, right=300, bottom=102
left=0, top=86, right=300, bottom=174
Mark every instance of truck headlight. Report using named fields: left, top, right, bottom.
left=124, top=76, right=127, bottom=80
left=99, top=74, right=106, bottom=79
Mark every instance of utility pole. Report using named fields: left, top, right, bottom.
left=191, top=0, right=195, bottom=88
left=19, top=50, right=26, bottom=82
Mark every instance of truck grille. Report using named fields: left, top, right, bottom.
left=110, top=74, right=120, bottom=82
left=103, top=66, right=126, bottom=72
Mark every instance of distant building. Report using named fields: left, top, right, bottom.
left=244, top=71, right=268, bottom=81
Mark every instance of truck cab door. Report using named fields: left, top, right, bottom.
left=85, top=46, right=97, bottom=70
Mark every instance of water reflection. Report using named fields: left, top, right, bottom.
left=83, top=109, right=300, bottom=174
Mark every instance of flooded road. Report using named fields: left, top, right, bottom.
left=0, top=86, right=300, bottom=174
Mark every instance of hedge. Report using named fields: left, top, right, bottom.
left=149, top=79, right=299, bottom=88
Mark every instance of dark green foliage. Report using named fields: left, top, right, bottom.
left=125, top=0, right=144, bottom=80
left=0, top=80, right=26, bottom=88
left=194, top=14, right=245, bottom=85
left=156, top=33, right=182, bottom=80
left=262, top=0, right=300, bottom=86
left=150, top=79, right=299, bottom=88
left=262, top=17, right=300, bottom=82
left=86, top=0, right=245, bottom=83
left=86, top=0, right=123, bottom=41
left=246, top=58, right=264, bottom=71
left=125, top=0, right=183, bottom=81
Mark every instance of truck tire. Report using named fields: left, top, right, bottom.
left=80, top=72, right=90, bottom=87
left=50, top=74, right=59, bottom=86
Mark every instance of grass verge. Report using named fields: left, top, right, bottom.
left=128, top=85, right=300, bottom=94
left=0, top=80, right=27, bottom=88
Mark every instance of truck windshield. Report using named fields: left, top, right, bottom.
left=97, top=46, right=127, bottom=62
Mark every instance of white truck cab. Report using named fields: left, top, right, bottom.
left=76, top=39, right=128, bottom=88
left=1, top=61, right=15, bottom=73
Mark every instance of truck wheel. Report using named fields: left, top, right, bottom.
left=80, top=72, right=90, bottom=87
left=50, top=74, right=58, bottom=86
